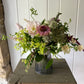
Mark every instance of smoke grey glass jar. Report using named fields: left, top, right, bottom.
left=35, top=52, right=53, bottom=74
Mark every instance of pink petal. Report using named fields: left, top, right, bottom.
left=16, top=23, right=23, bottom=30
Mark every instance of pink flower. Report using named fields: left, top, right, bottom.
left=26, top=21, right=39, bottom=37
left=10, top=36, right=17, bottom=40
left=16, top=23, right=23, bottom=30
left=37, top=25, right=50, bottom=36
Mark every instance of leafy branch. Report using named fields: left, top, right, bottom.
left=30, top=8, right=38, bottom=20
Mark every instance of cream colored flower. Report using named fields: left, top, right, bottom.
left=71, top=38, right=76, bottom=44
left=62, top=45, right=70, bottom=54
left=57, top=43, right=60, bottom=49
left=77, top=45, right=84, bottom=51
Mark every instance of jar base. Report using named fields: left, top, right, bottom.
left=35, top=65, right=53, bottom=75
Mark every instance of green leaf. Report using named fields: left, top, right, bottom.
left=55, top=12, right=62, bottom=20
left=46, top=59, right=53, bottom=69
left=30, top=8, right=38, bottom=15
left=30, top=8, right=38, bottom=20
left=1, top=35, right=7, bottom=40
left=76, top=38, right=79, bottom=40
left=41, top=19, right=45, bottom=25
left=69, top=18, right=72, bottom=23
left=35, top=54, right=44, bottom=62
left=25, top=53, right=34, bottom=67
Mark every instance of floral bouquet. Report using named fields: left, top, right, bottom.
left=8, top=8, right=84, bottom=72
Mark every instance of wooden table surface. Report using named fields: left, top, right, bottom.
left=8, top=59, right=77, bottom=84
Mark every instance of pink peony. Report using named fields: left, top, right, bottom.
left=26, top=21, right=39, bottom=37
left=37, top=25, right=50, bottom=36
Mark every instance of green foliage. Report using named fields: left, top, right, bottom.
left=30, top=8, right=38, bottom=20
left=55, top=12, right=62, bottom=20
left=74, top=46, right=78, bottom=51
left=46, top=59, right=53, bottom=69
left=33, top=49, right=44, bottom=62
left=69, top=18, right=72, bottom=23
left=50, top=27, right=68, bottom=43
left=49, top=20, right=58, bottom=29
left=1, top=35, right=7, bottom=40
left=35, top=54, right=44, bottom=62
left=22, top=53, right=34, bottom=71
left=13, top=29, right=32, bottom=55
left=41, top=19, right=46, bottom=25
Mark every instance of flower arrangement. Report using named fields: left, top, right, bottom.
left=9, top=8, right=84, bottom=71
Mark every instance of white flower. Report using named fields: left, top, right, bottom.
left=62, top=45, right=70, bottom=54
left=77, top=45, right=84, bottom=51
